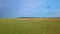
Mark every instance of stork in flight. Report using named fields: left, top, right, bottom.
left=46, top=6, right=50, bottom=9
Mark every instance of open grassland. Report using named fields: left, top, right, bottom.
left=0, top=18, right=60, bottom=34
left=0, top=18, right=16, bottom=34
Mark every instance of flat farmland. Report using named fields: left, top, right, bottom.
left=0, top=18, right=16, bottom=34
left=0, top=18, right=60, bottom=34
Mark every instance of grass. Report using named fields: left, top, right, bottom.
left=0, top=18, right=60, bottom=34
left=0, top=18, right=16, bottom=34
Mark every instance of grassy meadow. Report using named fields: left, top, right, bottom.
left=0, top=18, right=60, bottom=34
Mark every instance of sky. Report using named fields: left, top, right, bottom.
left=0, top=0, right=60, bottom=18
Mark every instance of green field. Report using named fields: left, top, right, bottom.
left=0, top=18, right=60, bottom=34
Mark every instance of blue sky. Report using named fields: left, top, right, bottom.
left=0, top=0, right=60, bottom=18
